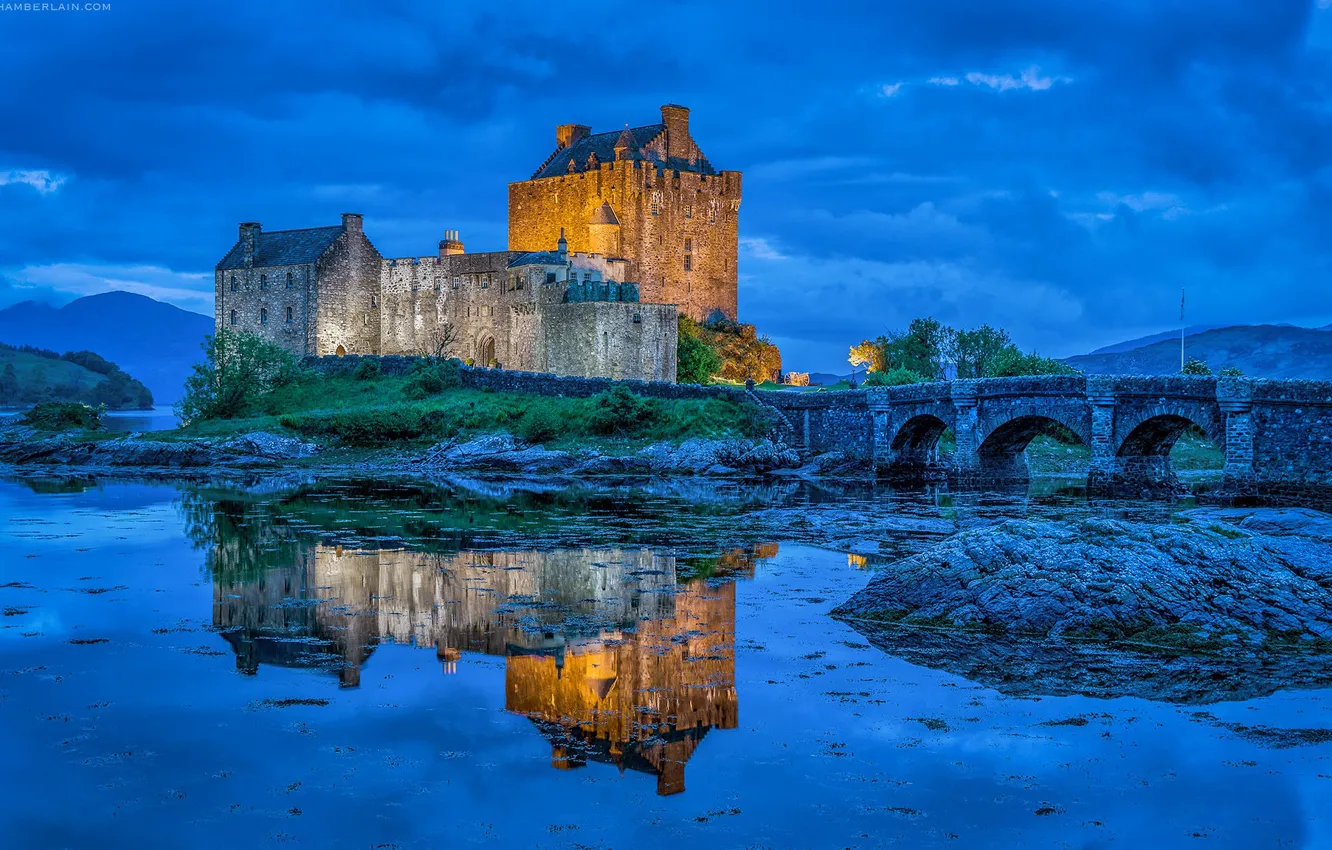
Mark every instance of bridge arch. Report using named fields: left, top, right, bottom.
left=975, top=413, right=1089, bottom=480
left=886, top=413, right=951, bottom=480
left=1114, top=403, right=1223, bottom=458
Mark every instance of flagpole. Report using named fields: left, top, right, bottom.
left=1180, top=287, right=1185, bottom=371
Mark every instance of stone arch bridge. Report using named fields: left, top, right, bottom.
left=760, top=375, right=1332, bottom=499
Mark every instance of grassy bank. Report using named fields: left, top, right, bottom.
left=166, top=369, right=776, bottom=451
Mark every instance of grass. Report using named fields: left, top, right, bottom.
left=162, top=371, right=775, bottom=450
left=0, top=349, right=103, bottom=391
left=1024, top=431, right=1224, bottom=475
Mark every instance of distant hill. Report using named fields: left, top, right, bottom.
left=1067, top=325, right=1332, bottom=379
left=0, top=292, right=212, bottom=402
left=0, top=343, right=153, bottom=409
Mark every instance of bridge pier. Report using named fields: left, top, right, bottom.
left=1218, top=377, right=1257, bottom=500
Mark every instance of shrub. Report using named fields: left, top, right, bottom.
left=588, top=386, right=661, bottom=436
left=280, top=405, right=439, bottom=444
left=1181, top=358, right=1212, bottom=376
left=352, top=359, right=381, bottom=380
left=983, top=348, right=1078, bottom=378
left=677, top=318, right=723, bottom=384
left=1219, top=365, right=1244, bottom=377
left=403, top=358, right=462, bottom=400
left=176, top=330, right=302, bottom=423
left=516, top=404, right=564, bottom=443
left=22, top=401, right=103, bottom=431
left=862, top=366, right=928, bottom=387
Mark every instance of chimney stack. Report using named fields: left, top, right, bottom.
left=341, top=212, right=363, bottom=233
left=556, top=124, right=591, bottom=150
left=660, top=104, right=691, bottom=161
left=439, top=229, right=465, bottom=256
left=239, top=222, right=260, bottom=268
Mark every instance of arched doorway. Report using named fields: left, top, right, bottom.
left=335, top=345, right=346, bottom=357
left=478, top=336, right=495, bottom=367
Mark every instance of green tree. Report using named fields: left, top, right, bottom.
left=0, top=363, right=17, bottom=404
left=677, top=317, right=723, bottom=384
left=983, top=348, right=1078, bottom=377
left=1181, top=358, right=1212, bottom=376
left=949, top=325, right=1013, bottom=379
left=176, top=330, right=301, bottom=423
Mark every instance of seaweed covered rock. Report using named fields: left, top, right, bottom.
left=833, top=515, right=1332, bottom=647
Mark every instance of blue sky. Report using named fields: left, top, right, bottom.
left=1, top=0, right=1331, bottom=372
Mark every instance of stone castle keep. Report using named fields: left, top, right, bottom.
left=214, top=105, right=740, bottom=382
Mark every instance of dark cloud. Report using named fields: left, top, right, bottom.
left=0, top=0, right=1329, bottom=370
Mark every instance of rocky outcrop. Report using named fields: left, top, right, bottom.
left=835, top=515, right=1332, bottom=643
left=0, top=430, right=317, bottom=469
left=416, top=434, right=802, bottom=477
left=835, top=511, right=1332, bottom=702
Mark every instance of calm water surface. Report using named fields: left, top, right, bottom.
left=2, top=477, right=1331, bottom=848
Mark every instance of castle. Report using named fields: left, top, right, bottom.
left=214, top=104, right=740, bottom=383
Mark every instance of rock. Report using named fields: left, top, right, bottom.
left=218, top=431, right=318, bottom=460
left=834, top=517, right=1332, bottom=644
left=419, top=434, right=576, bottom=474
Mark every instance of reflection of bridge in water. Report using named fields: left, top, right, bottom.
left=213, top=545, right=765, bottom=795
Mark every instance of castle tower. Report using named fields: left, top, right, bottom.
left=508, top=104, right=741, bottom=321
left=588, top=202, right=621, bottom=257
left=439, top=229, right=465, bottom=257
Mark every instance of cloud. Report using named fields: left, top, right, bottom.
left=0, top=169, right=66, bottom=194
left=926, top=66, right=1071, bottom=92
left=879, top=82, right=903, bottom=97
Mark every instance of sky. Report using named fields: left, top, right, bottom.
left=1, top=1, right=1331, bottom=373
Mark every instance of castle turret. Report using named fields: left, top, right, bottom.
left=588, top=202, right=621, bottom=257
left=439, top=229, right=465, bottom=257
left=557, top=228, right=568, bottom=262
left=661, top=104, right=692, bottom=162
left=613, top=127, right=636, bottom=161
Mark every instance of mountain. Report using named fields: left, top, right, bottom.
left=0, top=343, right=154, bottom=409
left=0, top=292, right=213, bottom=402
left=1086, top=325, right=1222, bottom=355
left=1067, top=325, right=1332, bottom=379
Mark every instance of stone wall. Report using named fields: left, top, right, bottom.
left=509, top=159, right=741, bottom=321
left=312, top=218, right=383, bottom=356
left=214, top=262, right=316, bottom=355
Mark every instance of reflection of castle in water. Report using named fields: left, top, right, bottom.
left=213, top=545, right=758, bottom=795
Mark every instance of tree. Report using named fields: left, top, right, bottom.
left=849, top=337, right=888, bottom=374
left=983, top=348, right=1078, bottom=378
left=1181, top=358, right=1212, bottom=376
left=862, top=366, right=928, bottom=387
left=950, top=325, right=1013, bottom=379
left=176, top=330, right=301, bottom=423
left=416, top=322, right=457, bottom=361
left=0, top=364, right=17, bottom=404
left=677, top=317, right=723, bottom=384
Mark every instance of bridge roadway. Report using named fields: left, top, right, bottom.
left=760, top=375, right=1332, bottom=500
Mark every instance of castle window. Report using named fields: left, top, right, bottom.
left=651, top=191, right=662, bottom=216
left=709, top=201, right=717, bottom=224
left=286, top=272, right=293, bottom=288
left=684, top=255, right=692, bottom=271
left=260, top=307, right=268, bottom=324
left=230, top=276, right=237, bottom=292
left=453, top=276, right=461, bottom=290
left=545, top=272, right=556, bottom=285
left=481, top=274, right=490, bottom=289
left=684, top=237, right=692, bottom=253
left=260, top=274, right=267, bottom=290
left=371, top=295, right=377, bottom=308
left=684, top=204, right=693, bottom=219
left=229, top=309, right=237, bottom=325
left=286, top=306, right=293, bottom=323
left=513, top=275, right=523, bottom=291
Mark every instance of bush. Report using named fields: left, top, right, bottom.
left=677, top=318, right=723, bottom=384
left=352, top=359, right=381, bottom=381
left=403, top=358, right=462, bottom=400
left=280, top=405, right=440, bottom=444
left=22, top=401, right=103, bottom=431
left=1181, top=358, right=1212, bottom=376
left=1219, top=365, right=1244, bottom=377
left=176, top=330, right=302, bottom=423
left=862, top=366, right=928, bottom=387
left=983, top=348, right=1078, bottom=378
left=516, top=404, right=564, bottom=443
left=588, top=386, right=661, bottom=436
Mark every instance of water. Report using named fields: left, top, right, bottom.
left=100, top=405, right=179, bottom=433
left=2, top=475, right=1331, bottom=848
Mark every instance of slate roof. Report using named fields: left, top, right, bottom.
left=508, top=251, right=566, bottom=268
left=589, top=202, right=620, bottom=225
left=530, top=124, right=717, bottom=180
left=216, top=225, right=344, bottom=271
